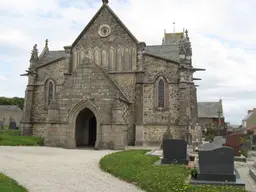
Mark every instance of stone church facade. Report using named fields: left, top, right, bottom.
left=20, top=0, right=204, bottom=149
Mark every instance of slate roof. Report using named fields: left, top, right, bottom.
left=145, top=45, right=180, bottom=62
left=0, top=105, right=21, bottom=111
left=242, top=112, right=253, bottom=121
left=197, top=102, right=224, bottom=118
left=39, top=50, right=65, bottom=65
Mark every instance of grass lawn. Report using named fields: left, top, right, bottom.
left=99, top=150, right=247, bottom=192
left=0, top=173, right=27, bottom=192
left=0, top=129, right=44, bottom=146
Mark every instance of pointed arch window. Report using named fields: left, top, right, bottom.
left=46, top=80, right=55, bottom=106
left=158, top=79, right=165, bottom=108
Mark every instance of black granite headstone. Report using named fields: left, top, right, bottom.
left=161, top=139, right=188, bottom=165
left=8, top=121, right=16, bottom=130
left=0, top=121, right=3, bottom=130
left=197, top=146, right=236, bottom=182
left=253, top=135, right=256, bottom=145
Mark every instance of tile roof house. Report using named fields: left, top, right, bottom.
left=197, top=99, right=225, bottom=129
left=242, top=108, right=256, bottom=130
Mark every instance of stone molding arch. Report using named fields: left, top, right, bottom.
left=152, top=72, right=169, bottom=83
left=153, top=75, right=169, bottom=111
left=67, top=100, right=102, bottom=148
left=68, top=100, right=102, bottom=125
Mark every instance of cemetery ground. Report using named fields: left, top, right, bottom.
left=100, top=150, right=247, bottom=192
left=0, top=127, right=44, bottom=146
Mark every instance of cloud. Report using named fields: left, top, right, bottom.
left=0, top=0, right=254, bottom=125
left=0, top=76, right=7, bottom=81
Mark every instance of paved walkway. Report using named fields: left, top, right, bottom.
left=0, top=146, right=144, bottom=192
left=235, top=159, right=256, bottom=192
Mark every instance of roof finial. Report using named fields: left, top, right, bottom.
left=173, top=21, right=176, bottom=33
left=185, top=29, right=188, bottom=38
left=45, top=39, right=48, bottom=47
left=102, top=0, right=109, bottom=4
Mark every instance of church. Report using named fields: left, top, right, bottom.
left=20, top=0, right=204, bottom=149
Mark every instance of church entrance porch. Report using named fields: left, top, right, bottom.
left=75, top=108, right=97, bottom=147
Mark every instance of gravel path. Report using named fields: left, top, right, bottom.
left=0, top=146, right=144, bottom=192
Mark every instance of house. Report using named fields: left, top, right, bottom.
left=197, top=99, right=225, bottom=129
left=242, top=108, right=256, bottom=130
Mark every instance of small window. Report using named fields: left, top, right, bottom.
left=47, top=81, right=55, bottom=106
left=158, top=79, right=165, bottom=108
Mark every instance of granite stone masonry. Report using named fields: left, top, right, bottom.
left=161, top=139, right=188, bottom=165
left=19, top=0, right=205, bottom=149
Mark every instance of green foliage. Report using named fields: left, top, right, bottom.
left=99, top=150, right=247, bottom=192
left=0, top=130, right=44, bottom=146
left=190, top=168, right=197, bottom=179
left=0, top=173, right=28, bottom=192
left=0, top=97, right=24, bottom=109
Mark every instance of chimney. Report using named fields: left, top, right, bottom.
left=248, top=110, right=253, bottom=114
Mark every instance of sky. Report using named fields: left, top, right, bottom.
left=0, top=0, right=255, bottom=125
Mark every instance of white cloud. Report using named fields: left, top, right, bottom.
left=0, top=76, right=7, bottom=81
left=0, top=0, right=255, bottom=125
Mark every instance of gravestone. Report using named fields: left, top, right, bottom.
left=213, top=136, right=226, bottom=146
left=199, top=142, right=219, bottom=151
left=8, top=121, right=17, bottom=130
left=0, top=120, right=3, bottom=130
left=252, top=135, right=256, bottom=145
left=161, top=139, right=188, bottom=165
left=197, top=146, right=236, bottom=182
left=224, top=133, right=246, bottom=156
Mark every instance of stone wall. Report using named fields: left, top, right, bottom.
left=72, top=6, right=137, bottom=73
left=32, top=59, right=66, bottom=123
left=0, top=108, right=23, bottom=126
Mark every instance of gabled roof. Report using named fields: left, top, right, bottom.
left=197, top=102, right=224, bottom=118
left=39, top=50, right=65, bottom=65
left=144, top=45, right=180, bottom=63
left=242, top=111, right=254, bottom=121
left=96, top=65, right=131, bottom=104
left=72, top=3, right=138, bottom=47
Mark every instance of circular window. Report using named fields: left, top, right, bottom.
left=98, top=24, right=111, bottom=37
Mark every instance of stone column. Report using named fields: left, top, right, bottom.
left=20, top=72, right=37, bottom=136
left=64, top=46, right=72, bottom=74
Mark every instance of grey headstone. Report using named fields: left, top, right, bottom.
left=199, top=142, right=219, bottom=151
left=161, top=139, right=188, bottom=165
left=8, top=121, right=17, bottom=130
left=213, top=136, right=226, bottom=146
left=197, top=146, right=236, bottom=181
left=253, top=135, right=256, bottom=145
left=0, top=121, right=3, bottom=130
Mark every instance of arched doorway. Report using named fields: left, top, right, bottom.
left=75, top=108, right=97, bottom=147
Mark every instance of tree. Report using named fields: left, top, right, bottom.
left=0, top=97, right=24, bottom=109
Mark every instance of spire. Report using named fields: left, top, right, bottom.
left=45, top=39, right=48, bottom=48
left=102, top=0, right=109, bottom=4
left=173, top=21, right=176, bottom=33
left=185, top=29, right=188, bottom=39
left=29, top=44, right=39, bottom=62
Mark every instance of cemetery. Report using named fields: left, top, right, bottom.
left=99, top=131, right=256, bottom=192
